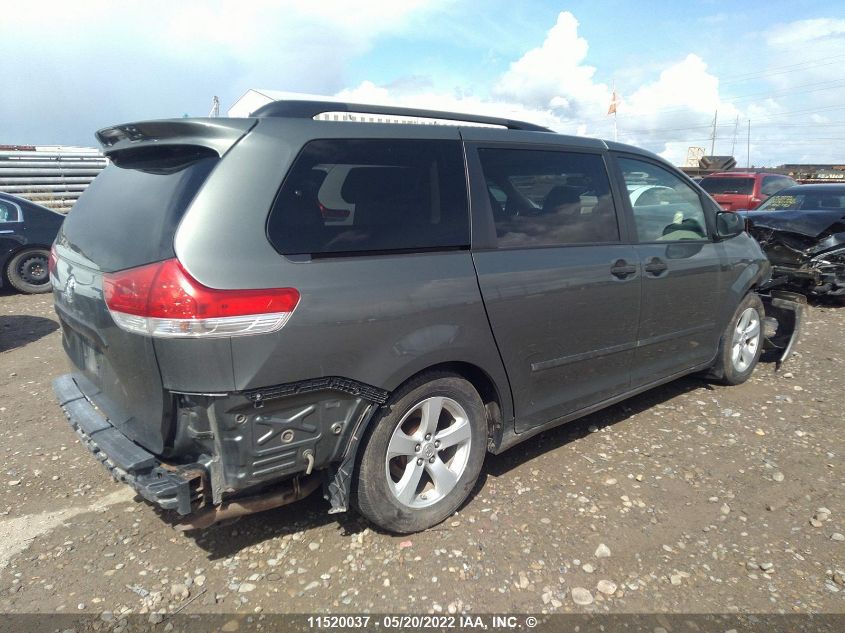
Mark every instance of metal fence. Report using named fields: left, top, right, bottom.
left=0, top=146, right=107, bottom=213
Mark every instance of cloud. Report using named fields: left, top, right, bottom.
left=493, top=12, right=610, bottom=117
left=765, top=18, right=845, bottom=47
left=335, top=11, right=845, bottom=166
left=334, top=81, right=566, bottom=130
left=0, top=0, right=446, bottom=144
left=3, top=5, right=843, bottom=166
left=336, top=15, right=732, bottom=163
left=611, top=54, right=743, bottom=162
left=623, top=55, right=721, bottom=118
left=335, top=13, right=615, bottom=137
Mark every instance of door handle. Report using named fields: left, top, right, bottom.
left=644, top=257, right=668, bottom=275
left=610, top=259, right=637, bottom=279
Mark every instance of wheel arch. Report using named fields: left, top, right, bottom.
left=328, top=359, right=511, bottom=514
left=385, top=360, right=508, bottom=451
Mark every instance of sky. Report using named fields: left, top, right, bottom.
left=2, top=0, right=844, bottom=166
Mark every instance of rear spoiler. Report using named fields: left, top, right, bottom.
left=95, top=118, right=256, bottom=158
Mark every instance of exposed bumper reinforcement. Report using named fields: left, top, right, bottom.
left=52, top=374, right=203, bottom=515
left=761, top=290, right=806, bottom=367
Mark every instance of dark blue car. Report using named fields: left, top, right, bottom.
left=0, top=192, right=64, bottom=293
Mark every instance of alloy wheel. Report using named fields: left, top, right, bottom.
left=384, top=396, right=472, bottom=508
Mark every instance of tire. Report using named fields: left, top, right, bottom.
left=711, top=293, right=765, bottom=385
left=5, top=248, right=52, bottom=294
left=355, top=373, right=487, bottom=533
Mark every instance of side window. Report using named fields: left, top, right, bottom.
left=617, top=157, right=709, bottom=242
left=761, top=176, right=790, bottom=196
left=267, top=139, right=468, bottom=256
left=0, top=200, right=21, bottom=223
left=477, top=148, right=619, bottom=247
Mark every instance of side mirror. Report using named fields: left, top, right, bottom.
left=716, top=211, right=745, bottom=239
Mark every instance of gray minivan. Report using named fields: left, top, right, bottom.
left=51, top=101, right=802, bottom=533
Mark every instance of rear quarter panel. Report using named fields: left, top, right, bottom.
left=22, top=205, right=64, bottom=245
left=226, top=252, right=509, bottom=402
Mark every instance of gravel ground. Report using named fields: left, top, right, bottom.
left=1, top=290, right=844, bottom=619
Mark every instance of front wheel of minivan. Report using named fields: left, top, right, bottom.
left=710, top=293, right=765, bottom=385
left=355, top=374, right=487, bottom=533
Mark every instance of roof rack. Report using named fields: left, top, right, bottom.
left=249, top=99, right=553, bottom=132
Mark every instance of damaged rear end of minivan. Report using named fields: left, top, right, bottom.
left=51, top=118, right=332, bottom=527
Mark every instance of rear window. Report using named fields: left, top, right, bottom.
left=699, top=177, right=754, bottom=195
left=758, top=191, right=845, bottom=211
left=0, top=199, right=21, bottom=222
left=760, top=176, right=796, bottom=196
left=267, top=139, right=468, bottom=256
left=60, top=149, right=217, bottom=272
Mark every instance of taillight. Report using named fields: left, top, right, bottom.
left=48, top=245, right=58, bottom=279
left=103, top=258, right=299, bottom=338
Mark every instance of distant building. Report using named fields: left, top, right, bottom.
left=780, top=165, right=845, bottom=183
left=227, top=89, right=344, bottom=117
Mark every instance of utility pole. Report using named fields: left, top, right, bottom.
left=746, top=119, right=751, bottom=168
left=209, top=96, right=220, bottom=118
left=730, top=115, right=739, bottom=157
left=710, top=110, right=718, bottom=156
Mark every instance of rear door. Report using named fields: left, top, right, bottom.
left=467, top=143, right=640, bottom=432
left=53, top=144, right=224, bottom=454
left=613, top=154, right=723, bottom=386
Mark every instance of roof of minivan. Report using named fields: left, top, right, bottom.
left=95, top=101, right=675, bottom=173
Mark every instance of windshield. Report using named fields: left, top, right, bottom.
left=699, top=177, right=754, bottom=195
left=757, top=191, right=845, bottom=211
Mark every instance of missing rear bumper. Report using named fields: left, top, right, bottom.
left=53, top=374, right=206, bottom=515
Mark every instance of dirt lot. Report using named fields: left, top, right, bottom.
left=1, top=290, right=843, bottom=620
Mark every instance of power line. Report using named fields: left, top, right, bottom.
left=717, top=52, right=845, bottom=84
left=611, top=119, right=845, bottom=136
left=725, top=77, right=845, bottom=103
left=570, top=75, right=845, bottom=126
left=579, top=102, right=845, bottom=130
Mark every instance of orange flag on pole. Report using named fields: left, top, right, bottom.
left=607, top=90, right=619, bottom=115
